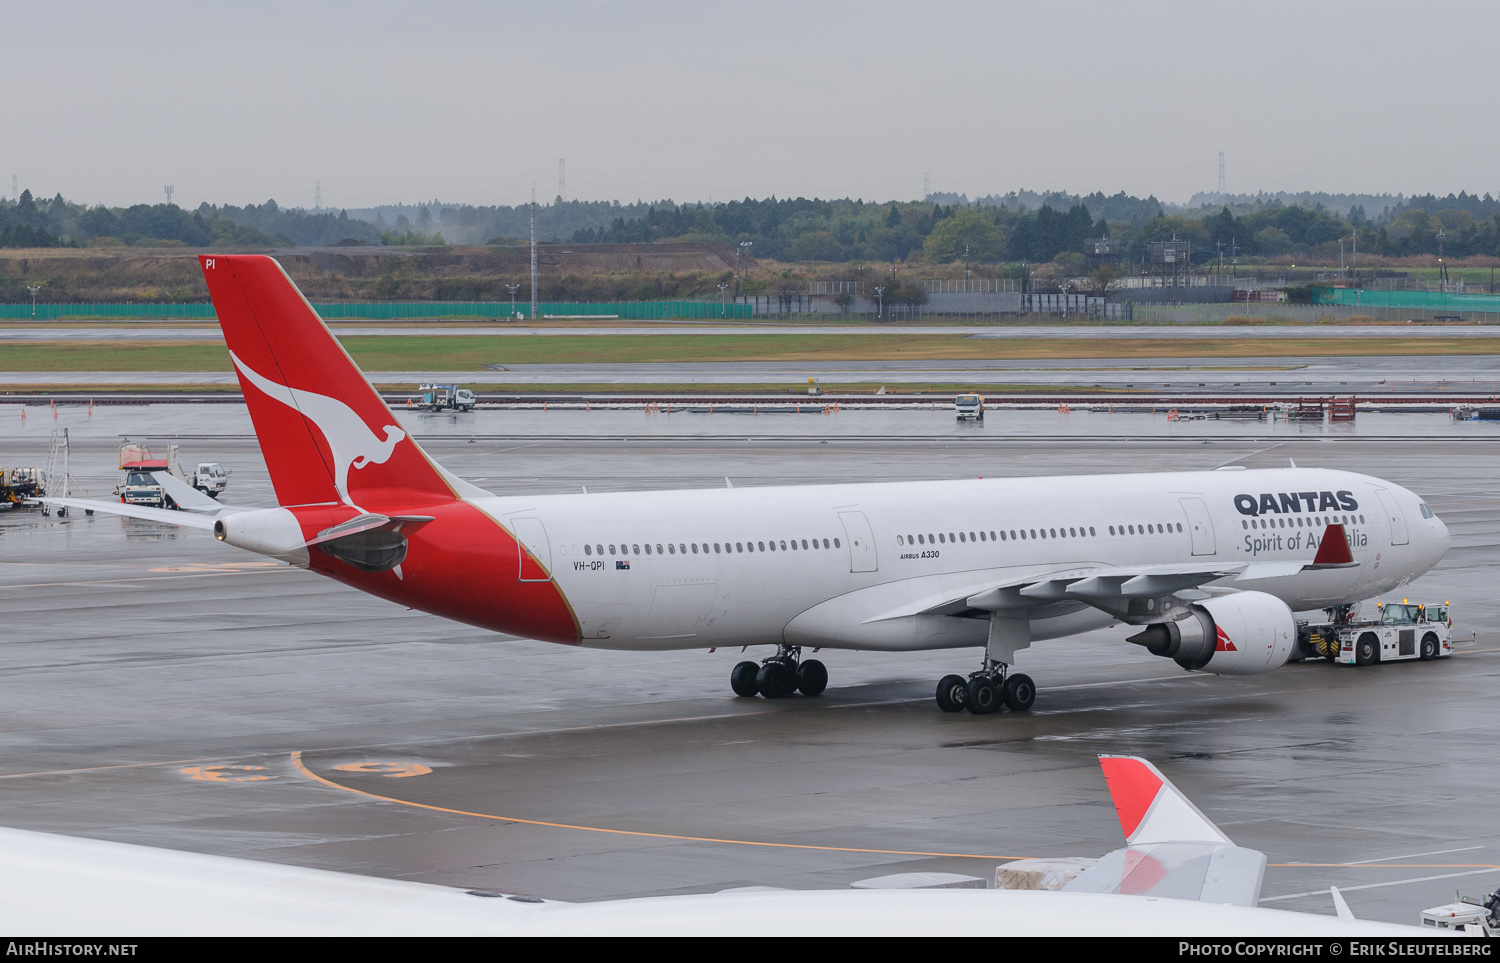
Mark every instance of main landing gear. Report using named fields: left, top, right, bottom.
left=731, top=646, right=827, bottom=699
left=935, top=655, right=1035, bottom=716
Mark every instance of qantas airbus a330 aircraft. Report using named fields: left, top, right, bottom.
left=45, top=256, right=1451, bottom=713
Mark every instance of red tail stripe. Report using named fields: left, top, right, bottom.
left=1098, top=756, right=1162, bottom=839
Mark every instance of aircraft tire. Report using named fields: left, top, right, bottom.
left=796, top=659, right=828, bottom=697
left=1003, top=674, right=1036, bottom=712
left=757, top=661, right=796, bottom=699
left=1420, top=633, right=1439, bottom=661
left=730, top=661, right=761, bottom=697
left=966, top=677, right=1000, bottom=715
left=935, top=675, right=967, bottom=712
left=1354, top=633, right=1379, bottom=666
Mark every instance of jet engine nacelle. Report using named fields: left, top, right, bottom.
left=1126, top=591, right=1295, bottom=675
left=213, top=508, right=309, bottom=566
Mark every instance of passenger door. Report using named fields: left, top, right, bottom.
left=512, top=517, right=552, bottom=581
left=1374, top=488, right=1409, bottom=546
left=1179, top=497, right=1216, bottom=555
left=838, top=511, right=879, bottom=573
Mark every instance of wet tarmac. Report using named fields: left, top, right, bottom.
left=2, top=403, right=1498, bottom=924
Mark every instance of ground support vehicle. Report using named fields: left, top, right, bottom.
left=193, top=463, right=230, bottom=498
left=0, top=468, right=46, bottom=508
left=955, top=393, right=984, bottom=421
left=417, top=384, right=476, bottom=412
left=1298, top=601, right=1453, bottom=666
left=1422, top=887, right=1500, bottom=933
left=117, top=444, right=176, bottom=509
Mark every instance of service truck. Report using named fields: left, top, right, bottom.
left=955, top=393, right=985, bottom=421
left=417, top=384, right=476, bottom=412
left=1299, top=600, right=1453, bottom=666
left=192, top=462, right=230, bottom=498
left=0, top=468, right=46, bottom=507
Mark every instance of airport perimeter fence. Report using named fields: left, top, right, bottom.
left=0, top=300, right=753, bottom=321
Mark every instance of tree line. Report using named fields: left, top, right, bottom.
left=572, top=192, right=1500, bottom=264
left=6, top=184, right=1500, bottom=263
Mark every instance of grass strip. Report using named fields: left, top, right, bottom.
left=1, top=333, right=1500, bottom=372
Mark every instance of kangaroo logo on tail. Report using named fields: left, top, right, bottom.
left=232, top=352, right=406, bottom=505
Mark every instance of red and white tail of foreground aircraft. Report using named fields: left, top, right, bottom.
left=0, top=755, right=1430, bottom=935
left=43, top=255, right=1451, bottom=713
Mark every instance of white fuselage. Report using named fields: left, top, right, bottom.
left=471, top=467, right=1449, bottom=652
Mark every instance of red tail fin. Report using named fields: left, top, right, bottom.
left=200, top=255, right=454, bottom=509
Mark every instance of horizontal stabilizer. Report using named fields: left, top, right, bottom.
left=30, top=497, right=223, bottom=530
left=1063, top=841, right=1266, bottom=907
left=148, top=472, right=224, bottom=513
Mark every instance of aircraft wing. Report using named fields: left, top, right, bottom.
left=902, top=523, right=1359, bottom=619
left=1063, top=755, right=1265, bottom=907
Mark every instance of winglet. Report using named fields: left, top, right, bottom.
left=1331, top=885, right=1357, bottom=922
left=1307, top=523, right=1358, bottom=569
left=1097, top=755, right=1232, bottom=845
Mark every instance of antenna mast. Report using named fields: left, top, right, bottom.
left=558, top=158, right=565, bottom=199
left=530, top=192, right=539, bottom=322
left=164, top=184, right=175, bottom=206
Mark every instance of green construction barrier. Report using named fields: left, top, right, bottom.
left=1312, top=287, right=1500, bottom=311
left=0, top=300, right=753, bottom=321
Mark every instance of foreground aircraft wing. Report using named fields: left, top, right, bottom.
left=1063, top=755, right=1265, bottom=906
left=0, top=754, right=1428, bottom=935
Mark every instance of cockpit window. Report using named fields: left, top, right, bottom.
left=1380, top=604, right=1420, bottom=624
left=1419, top=503, right=1434, bottom=519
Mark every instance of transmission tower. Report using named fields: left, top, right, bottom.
left=923, top=172, right=930, bottom=198
left=315, top=180, right=321, bottom=209
left=164, top=184, right=175, bottom=206
left=1217, top=152, right=1225, bottom=195
left=558, top=158, right=565, bottom=199
left=10, top=175, right=15, bottom=203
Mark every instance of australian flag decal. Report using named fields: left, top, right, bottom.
left=616, top=560, right=630, bottom=570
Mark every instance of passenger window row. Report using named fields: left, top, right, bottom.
left=576, top=538, right=841, bottom=557
left=1241, top=514, right=1364, bottom=530
left=897, top=523, right=1194, bottom=546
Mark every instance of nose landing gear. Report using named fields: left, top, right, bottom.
left=730, top=645, right=827, bottom=699
left=935, top=653, right=1035, bottom=715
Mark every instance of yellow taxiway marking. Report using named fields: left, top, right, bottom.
left=291, top=750, right=1021, bottom=861
left=180, top=764, right=276, bottom=783
left=332, top=762, right=432, bottom=778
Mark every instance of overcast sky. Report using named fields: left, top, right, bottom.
left=7, top=1, right=1496, bottom=210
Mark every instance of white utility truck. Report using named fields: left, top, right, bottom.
left=192, top=463, right=230, bottom=498
left=418, top=384, right=476, bottom=412
left=955, top=393, right=985, bottom=421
